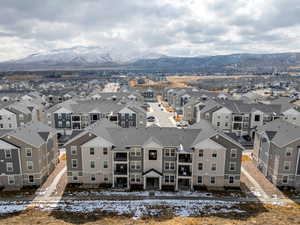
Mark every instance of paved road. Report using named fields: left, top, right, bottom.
left=147, top=102, right=176, bottom=127
left=102, top=83, right=120, bottom=92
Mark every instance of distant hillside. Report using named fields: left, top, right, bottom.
left=0, top=48, right=300, bottom=73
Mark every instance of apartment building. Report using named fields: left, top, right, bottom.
left=48, top=99, right=147, bottom=134
left=0, top=122, right=59, bottom=189
left=195, top=99, right=300, bottom=137
left=64, top=120, right=244, bottom=191
left=253, top=120, right=300, bottom=190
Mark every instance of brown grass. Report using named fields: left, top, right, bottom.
left=5, top=74, right=42, bottom=80
left=0, top=204, right=299, bottom=225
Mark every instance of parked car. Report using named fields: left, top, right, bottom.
left=147, top=116, right=156, bottom=122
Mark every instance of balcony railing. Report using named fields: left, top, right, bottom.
left=178, top=171, right=192, bottom=177
left=178, top=155, right=192, bottom=163
left=114, top=170, right=128, bottom=175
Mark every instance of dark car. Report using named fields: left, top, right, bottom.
left=147, top=116, right=155, bottom=122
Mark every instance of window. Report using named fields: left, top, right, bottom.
left=198, top=163, right=203, bottom=171
left=254, top=115, right=260, bottom=122
left=165, top=149, right=170, bottom=157
left=212, top=152, right=217, bottom=158
left=205, top=113, right=210, bottom=119
left=211, top=176, right=215, bottom=184
left=58, top=121, right=62, bottom=128
left=164, top=175, right=175, bottom=183
left=103, top=147, right=108, bottom=155
left=104, top=161, right=108, bottom=168
left=149, top=150, right=157, bottom=160
left=71, top=146, right=77, bottom=155
left=90, top=148, right=95, bottom=155
left=225, top=122, right=228, bottom=127
left=28, top=175, right=34, bottom=183
left=198, top=176, right=203, bottom=184
left=26, top=148, right=32, bottom=157
left=199, top=149, right=203, bottom=157
left=165, top=162, right=175, bottom=170
left=6, top=162, right=13, bottom=172
left=104, top=175, right=108, bottom=182
left=8, top=124, right=12, bottom=128
left=0, top=124, right=3, bottom=128
left=27, top=161, right=33, bottom=170
left=90, top=161, right=95, bottom=169
left=211, top=163, right=216, bottom=171
left=231, top=149, right=237, bottom=158
left=72, top=159, right=77, bottom=168
left=217, top=122, right=220, bottom=127
left=283, top=161, right=290, bottom=171
left=91, top=174, right=96, bottom=181
left=5, top=149, right=11, bottom=159
left=229, top=162, right=236, bottom=171
left=66, top=121, right=71, bottom=128
left=8, top=176, right=15, bottom=185
left=282, top=176, right=288, bottom=184
left=229, top=176, right=234, bottom=184
left=72, top=176, right=78, bottom=181
left=285, top=148, right=292, bottom=157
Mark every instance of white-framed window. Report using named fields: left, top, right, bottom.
left=131, top=161, right=141, bottom=170
left=285, top=147, right=293, bottom=157
left=282, top=176, right=288, bottom=184
left=283, top=161, right=290, bottom=171
left=164, top=175, right=175, bottom=183
left=212, top=152, right=217, bottom=158
left=229, top=162, right=236, bottom=171
left=198, top=163, right=203, bottom=170
left=104, top=175, right=108, bottom=182
left=231, top=149, right=237, bottom=158
left=72, top=175, right=78, bottom=181
left=90, top=148, right=95, bottom=155
left=27, top=161, right=33, bottom=170
left=130, top=174, right=141, bottom=183
left=131, top=148, right=141, bottom=157
left=165, top=149, right=176, bottom=157
left=90, top=174, right=96, bottom=181
left=229, top=176, right=234, bottom=184
left=90, top=160, right=95, bottom=169
left=5, top=149, right=11, bottom=159
left=71, top=146, right=77, bottom=155
left=6, top=162, right=13, bottom=172
left=28, top=175, right=34, bottom=183
left=25, top=148, right=32, bottom=157
left=72, top=159, right=77, bottom=168
left=197, top=176, right=203, bottom=184
left=103, top=160, right=108, bottom=168
left=210, top=176, right=215, bottom=184
left=8, top=175, right=15, bottom=185
left=58, top=121, right=62, bottom=128
left=199, top=149, right=203, bottom=157
left=211, top=163, right=216, bottom=171
left=165, top=162, right=175, bottom=170
left=66, top=121, right=71, bottom=128
left=103, top=147, right=108, bottom=155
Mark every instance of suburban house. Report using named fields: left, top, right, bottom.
left=253, top=119, right=300, bottom=190
left=64, top=119, right=244, bottom=191
left=0, top=122, right=59, bottom=189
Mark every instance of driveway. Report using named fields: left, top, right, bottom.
left=147, top=102, right=176, bottom=127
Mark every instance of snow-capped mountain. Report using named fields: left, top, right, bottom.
left=5, top=46, right=167, bottom=66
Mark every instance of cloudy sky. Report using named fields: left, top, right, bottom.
left=0, top=0, right=299, bottom=61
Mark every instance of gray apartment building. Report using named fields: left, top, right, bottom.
left=253, top=119, right=300, bottom=190
left=64, top=119, right=244, bottom=191
left=0, top=122, right=59, bottom=189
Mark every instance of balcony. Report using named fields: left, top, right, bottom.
left=178, top=165, right=192, bottom=177
left=114, top=164, right=128, bottom=175
left=178, top=154, right=192, bottom=163
left=114, top=152, right=128, bottom=162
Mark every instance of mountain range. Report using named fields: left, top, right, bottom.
left=0, top=46, right=300, bottom=73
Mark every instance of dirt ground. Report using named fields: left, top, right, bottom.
left=0, top=203, right=299, bottom=225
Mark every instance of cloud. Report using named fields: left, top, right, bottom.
left=0, top=0, right=299, bottom=61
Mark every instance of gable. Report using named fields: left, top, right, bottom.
left=119, top=107, right=135, bottom=114
left=214, top=107, right=232, bottom=114
left=81, top=136, right=113, bottom=148
left=0, top=139, right=19, bottom=149
left=193, top=138, right=226, bottom=150
left=282, top=108, right=300, bottom=115
left=54, top=107, right=72, bottom=114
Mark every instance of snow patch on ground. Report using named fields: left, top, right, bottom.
left=31, top=199, right=245, bottom=218
left=66, top=191, right=214, bottom=198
